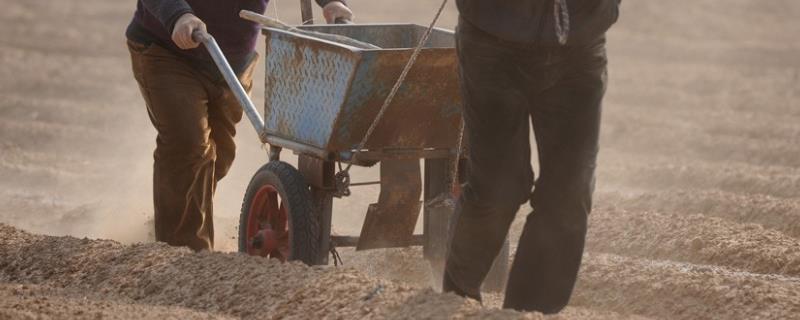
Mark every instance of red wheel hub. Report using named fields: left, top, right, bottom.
left=245, top=185, right=289, bottom=261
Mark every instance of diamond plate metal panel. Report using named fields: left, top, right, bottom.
left=261, top=24, right=461, bottom=158
left=263, top=33, right=357, bottom=150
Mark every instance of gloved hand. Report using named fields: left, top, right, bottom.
left=322, top=1, right=354, bottom=24
left=172, top=13, right=207, bottom=49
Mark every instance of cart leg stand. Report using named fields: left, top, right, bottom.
left=312, top=185, right=334, bottom=265
left=423, top=157, right=510, bottom=292
left=484, top=238, right=510, bottom=292
left=423, top=158, right=451, bottom=289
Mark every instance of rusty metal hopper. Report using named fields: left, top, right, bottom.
left=261, top=24, right=461, bottom=162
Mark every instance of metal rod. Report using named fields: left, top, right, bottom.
left=193, top=30, right=266, bottom=142
left=240, top=11, right=380, bottom=49
left=330, top=236, right=359, bottom=247
left=331, top=234, right=425, bottom=248
left=263, top=135, right=331, bottom=160
left=300, top=0, right=314, bottom=25
left=349, top=181, right=381, bottom=187
left=344, top=148, right=453, bottom=161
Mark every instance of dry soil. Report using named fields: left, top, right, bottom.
left=2, top=0, right=800, bottom=319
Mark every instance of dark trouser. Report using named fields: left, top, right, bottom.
left=443, top=18, right=607, bottom=313
left=128, top=41, right=256, bottom=251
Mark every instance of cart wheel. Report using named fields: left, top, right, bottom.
left=483, top=238, right=510, bottom=292
left=239, top=161, right=320, bottom=265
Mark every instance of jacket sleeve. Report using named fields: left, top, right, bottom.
left=140, top=0, right=194, bottom=33
left=316, top=0, right=346, bottom=8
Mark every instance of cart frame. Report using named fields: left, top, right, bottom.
left=193, top=6, right=509, bottom=291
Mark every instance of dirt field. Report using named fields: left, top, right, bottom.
left=2, top=0, right=800, bottom=319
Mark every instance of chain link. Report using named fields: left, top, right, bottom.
left=333, top=0, right=450, bottom=193
left=554, top=0, right=570, bottom=45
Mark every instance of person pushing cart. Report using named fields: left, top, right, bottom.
left=126, top=0, right=353, bottom=251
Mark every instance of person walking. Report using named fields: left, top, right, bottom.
left=443, top=0, right=621, bottom=313
left=126, top=0, right=353, bottom=251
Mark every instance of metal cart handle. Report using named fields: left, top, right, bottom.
left=192, top=29, right=267, bottom=140
left=191, top=16, right=354, bottom=142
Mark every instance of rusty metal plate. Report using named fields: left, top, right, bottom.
left=261, top=24, right=461, bottom=158
left=356, top=159, right=422, bottom=250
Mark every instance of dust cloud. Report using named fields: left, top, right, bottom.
left=3, top=0, right=800, bottom=319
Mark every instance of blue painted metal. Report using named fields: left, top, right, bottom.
left=261, top=24, right=461, bottom=161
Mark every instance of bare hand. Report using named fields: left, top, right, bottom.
left=172, top=13, right=206, bottom=49
left=322, top=1, right=354, bottom=24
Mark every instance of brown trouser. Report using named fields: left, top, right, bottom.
left=128, top=41, right=256, bottom=251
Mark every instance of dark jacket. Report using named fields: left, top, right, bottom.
left=456, top=0, right=621, bottom=45
left=126, top=0, right=341, bottom=73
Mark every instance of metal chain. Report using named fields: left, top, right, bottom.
left=330, top=244, right=344, bottom=266
left=450, top=118, right=464, bottom=192
left=554, top=0, right=570, bottom=45
left=334, top=0, right=450, bottom=196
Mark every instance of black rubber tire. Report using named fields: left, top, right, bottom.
left=239, top=161, right=321, bottom=265
left=482, top=238, right=510, bottom=292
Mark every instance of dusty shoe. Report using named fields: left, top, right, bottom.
left=442, top=270, right=482, bottom=303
